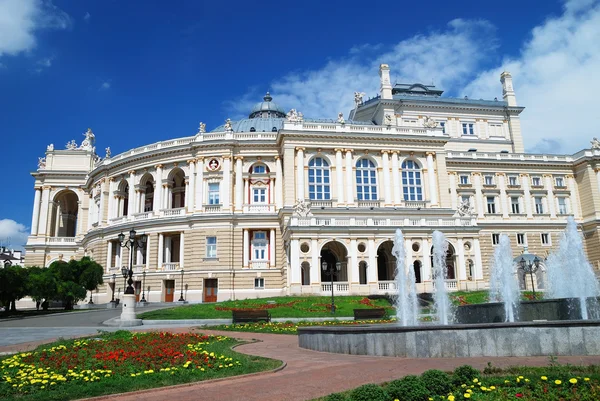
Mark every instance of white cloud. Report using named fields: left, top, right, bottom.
left=229, top=19, right=497, bottom=121
left=462, top=0, right=600, bottom=154
left=0, top=219, right=29, bottom=251
left=0, top=0, right=70, bottom=59
left=100, top=81, right=111, bottom=90
left=83, top=12, right=90, bottom=22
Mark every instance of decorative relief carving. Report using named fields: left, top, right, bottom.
left=293, top=199, right=312, bottom=218
left=384, top=114, right=393, bottom=125
left=423, top=116, right=438, bottom=128
left=456, top=199, right=474, bottom=217
left=46, top=144, right=54, bottom=151
left=207, top=158, right=221, bottom=171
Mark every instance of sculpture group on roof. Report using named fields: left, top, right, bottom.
left=591, top=137, right=600, bottom=150
left=286, top=109, right=304, bottom=122
left=197, top=122, right=206, bottom=135
left=337, top=112, right=345, bottom=124
left=354, top=91, right=365, bottom=107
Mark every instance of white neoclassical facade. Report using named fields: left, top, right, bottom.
left=24, top=64, right=600, bottom=303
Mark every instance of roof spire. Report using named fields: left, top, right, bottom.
left=264, top=92, right=272, bottom=102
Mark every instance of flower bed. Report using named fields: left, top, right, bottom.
left=210, top=319, right=397, bottom=334
left=0, top=330, right=280, bottom=401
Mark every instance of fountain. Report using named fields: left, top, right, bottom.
left=392, top=229, right=418, bottom=326
left=489, top=234, right=519, bottom=322
left=431, top=230, right=453, bottom=325
left=546, top=216, right=600, bottom=320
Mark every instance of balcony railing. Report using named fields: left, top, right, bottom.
left=290, top=216, right=476, bottom=228
left=250, top=260, right=268, bottom=269
left=204, top=204, right=222, bottom=213
left=432, top=280, right=458, bottom=290
left=357, top=200, right=381, bottom=208
left=404, top=201, right=427, bottom=209
left=132, top=264, right=145, bottom=273
left=378, top=281, right=397, bottom=291
left=321, top=282, right=350, bottom=293
left=310, top=200, right=333, bottom=208
left=244, top=204, right=275, bottom=213
left=47, top=237, right=76, bottom=243
left=162, top=262, right=180, bottom=271
left=109, top=216, right=127, bottom=224
left=133, top=211, right=153, bottom=220
left=163, top=208, right=185, bottom=217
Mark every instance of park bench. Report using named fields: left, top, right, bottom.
left=232, top=309, right=271, bottom=324
left=353, top=308, right=387, bottom=321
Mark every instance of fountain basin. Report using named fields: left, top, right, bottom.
left=298, top=320, right=600, bottom=357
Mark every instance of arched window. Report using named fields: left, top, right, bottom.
left=402, top=160, right=423, bottom=201
left=308, top=157, right=331, bottom=200
left=356, top=159, right=377, bottom=200
left=250, top=127, right=256, bottom=132
left=301, top=261, right=310, bottom=285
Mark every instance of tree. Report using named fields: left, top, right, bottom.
left=0, top=266, right=29, bottom=313
left=27, top=266, right=58, bottom=310
left=46, top=257, right=104, bottom=310
left=78, top=257, right=104, bottom=303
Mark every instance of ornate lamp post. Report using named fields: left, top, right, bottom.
left=117, top=228, right=147, bottom=296
left=110, top=273, right=116, bottom=304
left=178, top=269, right=185, bottom=302
left=515, top=248, right=541, bottom=300
left=321, top=261, right=341, bottom=313
left=140, top=271, right=147, bottom=303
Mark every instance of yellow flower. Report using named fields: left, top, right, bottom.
left=490, top=386, right=496, bottom=390
left=584, top=377, right=590, bottom=381
left=473, top=378, right=479, bottom=383
left=448, top=396, right=455, bottom=401
left=555, top=380, right=562, bottom=385
left=570, top=378, right=577, bottom=384
left=464, top=394, right=471, bottom=398
left=541, top=376, right=547, bottom=380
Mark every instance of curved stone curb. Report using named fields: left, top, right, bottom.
left=120, top=316, right=356, bottom=326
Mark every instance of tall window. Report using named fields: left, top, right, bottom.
left=459, top=175, right=469, bottom=185
left=206, top=236, right=217, bottom=258
left=486, top=196, right=496, bottom=214
left=484, top=175, right=494, bottom=185
left=252, top=187, right=267, bottom=203
left=252, top=231, right=267, bottom=260
left=401, top=160, right=422, bottom=201
left=491, top=234, right=500, bottom=245
left=555, top=176, right=565, bottom=187
left=517, top=233, right=526, bottom=245
left=462, top=122, right=475, bottom=135
left=356, top=159, right=378, bottom=200
left=557, top=197, right=568, bottom=215
left=511, top=197, right=520, bottom=214
left=440, top=121, right=446, bottom=134
left=541, top=233, right=551, bottom=245
left=208, top=183, right=220, bottom=204
left=508, top=175, right=518, bottom=186
left=532, top=176, right=542, bottom=186
left=308, top=157, right=331, bottom=200
left=534, top=197, right=544, bottom=214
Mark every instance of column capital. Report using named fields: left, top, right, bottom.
left=495, top=172, right=506, bottom=176
left=380, top=150, right=389, bottom=155
left=234, top=156, right=244, bottom=161
left=391, top=150, right=400, bottom=155
left=34, top=186, right=43, bottom=191
left=222, top=155, right=232, bottom=160
left=334, top=148, right=344, bottom=153
left=425, top=151, right=436, bottom=157
left=295, top=147, right=306, bottom=152
left=154, top=164, right=163, bottom=169
left=108, top=176, right=116, bottom=182
left=128, top=170, right=136, bottom=175
left=472, top=172, right=481, bottom=176
left=565, top=174, right=574, bottom=178
left=344, top=148, right=354, bottom=153
left=42, top=185, right=52, bottom=190
left=519, top=173, right=529, bottom=177
left=594, top=168, right=600, bottom=173
left=274, top=155, right=281, bottom=161
left=196, top=157, right=204, bottom=162
left=448, top=171, right=457, bottom=175
left=187, top=159, right=196, bottom=165
left=542, top=173, right=553, bottom=178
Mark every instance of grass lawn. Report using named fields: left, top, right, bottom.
left=0, top=330, right=281, bottom=401
left=0, top=309, right=79, bottom=320
left=138, top=296, right=394, bottom=320
left=315, top=364, right=600, bottom=401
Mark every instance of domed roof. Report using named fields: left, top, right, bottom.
left=249, top=92, right=287, bottom=119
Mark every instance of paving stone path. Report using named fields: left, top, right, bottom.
left=3, top=327, right=599, bottom=401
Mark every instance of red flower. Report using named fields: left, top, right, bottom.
left=516, top=393, right=523, bottom=398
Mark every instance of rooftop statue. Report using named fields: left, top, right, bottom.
left=337, top=112, right=345, bottom=124
left=198, top=122, right=206, bottom=134
left=224, top=118, right=233, bottom=132
left=591, top=137, right=600, bottom=150
left=384, top=114, right=393, bottom=126
left=354, top=91, right=365, bottom=107
left=105, top=147, right=111, bottom=159
left=66, top=140, right=77, bottom=150
left=46, top=144, right=54, bottom=152
left=80, top=128, right=95, bottom=151
left=286, top=109, right=303, bottom=122
left=38, top=157, right=46, bottom=169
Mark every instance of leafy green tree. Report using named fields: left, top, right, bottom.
left=0, top=266, right=29, bottom=313
left=46, top=257, right=104, bottom=309
left=78, top=257, right=104, bottom=303
left=26, top=266, right=58, bottom=310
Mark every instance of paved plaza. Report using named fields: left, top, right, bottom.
left=2, top=310, right=600, bottom=401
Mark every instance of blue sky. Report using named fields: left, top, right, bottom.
left=1, top=0, right=599, bottom=249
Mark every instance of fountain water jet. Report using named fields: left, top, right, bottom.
left=392, top=229, right=418, bottom=326
left=546, top=216, right=600, bottom=319
left=431, top=230, right=453, bottom=324
left=489, top=234, right=519, bottom=322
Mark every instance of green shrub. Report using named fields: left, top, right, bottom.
left=421, top=369, right=452, bottom=396
left=386, top=375, right=429, bottom=401
left=452, top=365, right=480, bottom=386
left=325, top=393, right=347, bottom=401
left=349, top=383, right=387, bottom=401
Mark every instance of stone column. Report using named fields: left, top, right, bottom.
left=456, top=238, right=466, bottom=282
left=448, top=172, right=458, bottom=210
left=269, top=229, right=276, bottom=267
left=566, top=174, right=580, bottom=218
left=345, top=149, right=354, bottom=205
left=473, top=238, right=483, bottom=280
left=243, top=229, right=249, bottom=268
left=154, top=165, right=163, bottom=212
left=164, top=236, right=172, bottom=264
left=76, top=200, right=84, bottom=237
left=243, top=179, right=249, bottom=206
left=335, top=149, right=344, bottom=204
left=310, top=239, right=319, bottom=285
left=30, top=187, right=42, bottom=235
left=195, top=159, right=203, bottom=210
left=422, top=238, right=431, bottom=281
left=222, top=156, right=231, bottom=210
left=183, top=178, right=190, bottom=209
left=87, top=193, right=93, bottom=230
left=426, top=152, right=438, bottom=205
left=290, top=239, right=300, bottom=284
left=99, top=180, right=106, bottom=223
left=296, top=147, right=305, bottom=201
left=162, top=182, right=170, bottom=210
left=544, top=174, right=556, bottom=218
left=367, top=238, right=377, bottom=283
left=391, top=151, right=401, bottom=205
left=127, top=171, right=135, bottom=216
left=106, top=241, right=113, bottom=271
left=381, top=150, right=392, bottom=205
left=38, top=186, right=51, bottom=236
left=521, top=174, right=533, bottom=218
left=473, top=173, right=484, bottom=218
left=145, top=235, right=150, bottom=270
left=188, top=160, right=196, bottom=212
left=158, top=233, right=164, bottom=270
left=235, top=156, right=243, bottom=211
left=275, top=156, right=283, bottom=209
left=349, top=239, right=358, bottom=285
left=496, top=173, right=508, bottom=218
left=107, top=178, right=115, bottom=220
left=179, top=232, right=185, bottom=269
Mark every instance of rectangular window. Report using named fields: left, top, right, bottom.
left=253, top=165, right=266, bottom=174
left=517, top=233, right=526, bottom=245
left=486, top=196, right=496, bottom=214
left=254, top=277, right=265, bottom=289
left=206, top=236, right=217, bottom=258
left=208, top=183, right=220, bottom=205
left=440, top=121, right=446, bottom=134
left=252, top=187, right=267, bottom=203
left=535, top=197, right=544, bottom=214
left=491, top=233, right=500, bottom=245
left=459, top=175, right=469, bottom=185
left=532, top=176, right=542, bottom=187
left=511, top=197, right=520, bottom=214
left=541, top=233, right=551, bottom=245
left=489, top=123, right=504, bottom=137
left=557, top=197, right=568, bottom=214
left=508, top=175, right=518, bottom=186
left=484, top=175, right=494, bottom=186
left=462, top=122, right=475, bottom=135
left=252, top=231, right=267, bottom=260
left=555, top=177, right=565, bottom=187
